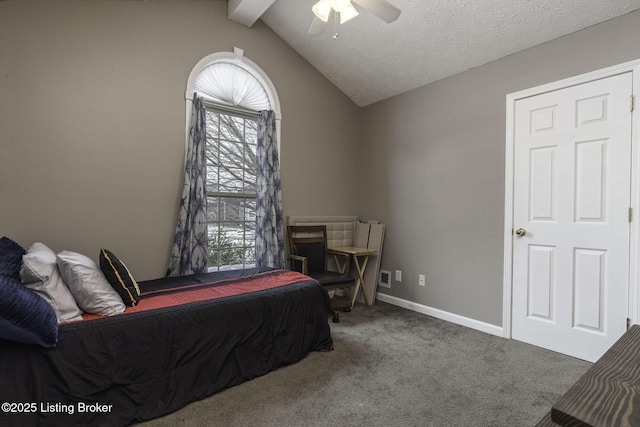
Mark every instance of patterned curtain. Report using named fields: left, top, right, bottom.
left=166, top=94, right=208, bottom=277
left=255, top=110, right=285, bottom=269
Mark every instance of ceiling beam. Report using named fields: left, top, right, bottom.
left=228, top=0, right=277, bottom=27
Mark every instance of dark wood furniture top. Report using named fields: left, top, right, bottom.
left=535, top=412, right=557, bottom=427
left=544, top=325, right=640, bottom=426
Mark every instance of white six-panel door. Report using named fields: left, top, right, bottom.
left=511, top=72, right=633, bottom=362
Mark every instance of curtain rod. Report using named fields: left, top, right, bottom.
left=185, top=93, right=261, bottom=118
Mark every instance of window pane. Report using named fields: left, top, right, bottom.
left=219, top=140, right=244, bottom=165
left=207, top=197, right=220, bottom=222
left=246, top=120, right=257, bottom=144
left=206, top=173, right=218, bottom=194
left=244, top=144, right=257, bottom=193
left=218, top=197, right=242, bottom=222
left=206, top=165, right=220, bottom=192
left=222, top=146, right=242, bottom=166
left=206, top=148, right=219, bottom=170
left=244, top=199, right=256, bottom=221
left=244, top=247, right=256, bottom=265
left=205, top=109, right=258, bottom=271
left=206, top=111, right=219, bottom=139
left=206, top=128, right=220, bottom=193
left=246, top=141, right=257, bottom=159
left=244, top=227, right=255, bottom=244
left=218, top=169, right=244, bottom=193
left=220, top=115, right=243, bottom=142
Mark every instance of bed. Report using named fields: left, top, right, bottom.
left=0, top=265, right=333, bottom=427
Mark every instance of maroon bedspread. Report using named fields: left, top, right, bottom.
left=81, top=268, right=317, bottom=321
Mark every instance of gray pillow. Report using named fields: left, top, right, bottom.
left=56, top=250, right=125, bottom=317
left=20, top=243, right=83, bottom=324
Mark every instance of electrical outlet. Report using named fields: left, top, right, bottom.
left=395, top=270, right=402, bottom=282
left=418, top=274, right=426, bottom=286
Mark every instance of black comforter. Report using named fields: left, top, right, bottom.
left=0, top=267, right=332, bottom=426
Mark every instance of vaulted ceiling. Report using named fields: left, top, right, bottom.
left=229, top=0, right=640, bottom=107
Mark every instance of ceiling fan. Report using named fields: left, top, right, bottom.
left=308, top=0, right=401, bottom=38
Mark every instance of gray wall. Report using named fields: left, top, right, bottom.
left=0, top=0, right=361, bottom=280
left=359, top=10, right=640, bottom=326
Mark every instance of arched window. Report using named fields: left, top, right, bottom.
left=185, top=48, right=281, bottom=271
left=189, top=48, right=278, bottom=112
left=185, top=47, right=281, bottom=141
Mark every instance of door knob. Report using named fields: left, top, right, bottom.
left=515, top=228, right=527, bottom=237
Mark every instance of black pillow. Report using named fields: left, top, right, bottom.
left=0, top=275, right=58, bottom=347
left=99, top=249, right=140, bottom=307
left=0, top=236, right=26, bottom=280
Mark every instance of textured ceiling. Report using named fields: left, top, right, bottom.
left=259, top=0, right=640, bottom=107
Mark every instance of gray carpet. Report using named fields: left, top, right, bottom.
left=139, top=301, right=591, bottom=427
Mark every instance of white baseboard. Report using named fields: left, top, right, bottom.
left=375, top=293, right=504, bottom=338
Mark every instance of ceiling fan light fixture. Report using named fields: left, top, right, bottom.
left=332, top=0, right=352, bottom=11
left=309, top=0, right=399, bottom=37
left=313, top=0, right=359, bottom=24
left=312, top=0, right=332, bottom=23
left=338, top=2, right=359, bottom=24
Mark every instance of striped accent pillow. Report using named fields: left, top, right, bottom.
left=99, top=248, right=140, bottom=307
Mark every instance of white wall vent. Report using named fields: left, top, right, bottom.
left=379, top=269, right=391, bottom=288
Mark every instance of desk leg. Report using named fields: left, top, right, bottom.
left=331, top=254, right=355, bottom=310
left=351, top=255, right=371, bottom=307
left=332, top=254, right=348, bottom=274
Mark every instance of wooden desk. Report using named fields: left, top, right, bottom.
left=328, top=246, right=377, bottom=307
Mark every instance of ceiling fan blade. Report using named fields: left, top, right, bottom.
left=352, top=0, right=401, bottom=23
left=308, top=15, right=327, bottom=35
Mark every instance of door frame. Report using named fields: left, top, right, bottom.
left=503, top=59, right=640, bottom=340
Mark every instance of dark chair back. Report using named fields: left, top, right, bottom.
left=288, top=225, right=328, bottom=273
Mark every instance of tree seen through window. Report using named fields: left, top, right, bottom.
left=205, top=109, right=257, bottom=271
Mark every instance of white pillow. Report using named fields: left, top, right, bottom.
left=56, top=250, right=125, bottom=317
left=20, top=243, right=83, bottom=324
